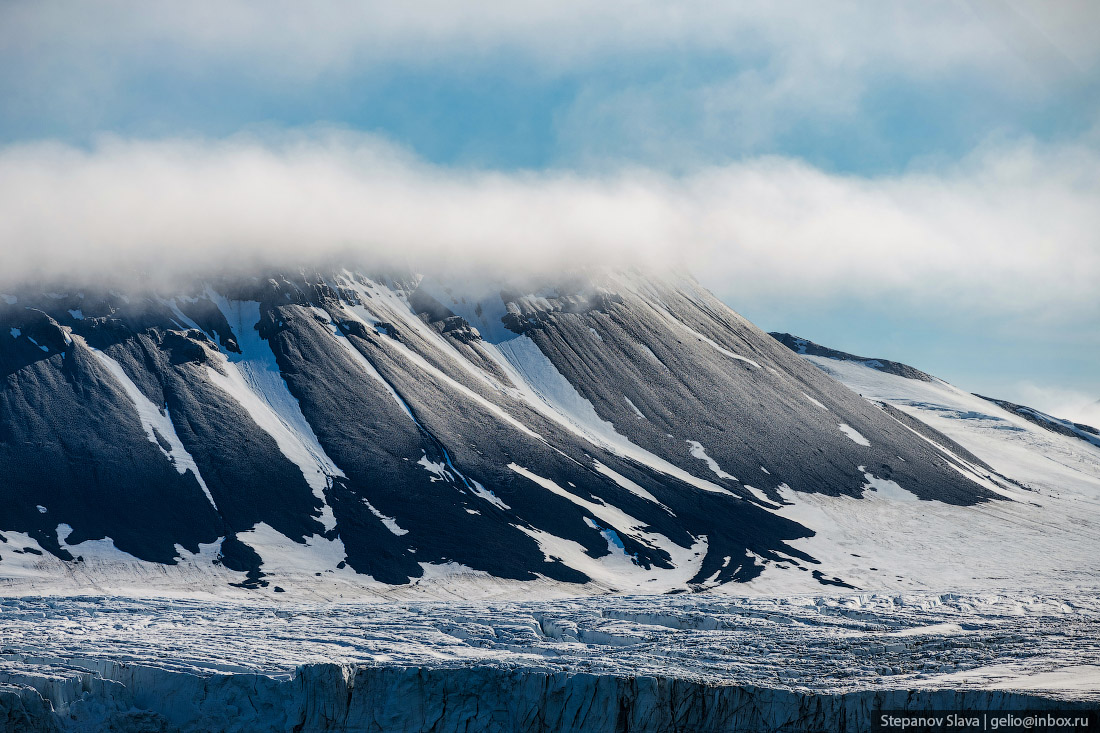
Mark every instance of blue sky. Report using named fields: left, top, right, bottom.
left=1, top=1, right=1098, bottom=419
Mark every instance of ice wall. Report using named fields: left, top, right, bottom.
left=2, top=660, right=1092, bottom=733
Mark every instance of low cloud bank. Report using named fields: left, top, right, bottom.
left=0, top=131, right=1097, bottom=325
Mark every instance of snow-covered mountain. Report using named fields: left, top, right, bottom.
left=1, top=270, right=1095, bottom=598
left=772, top=332, right=1100, bottom=449
left=768, top=332, right=1100, bottom=593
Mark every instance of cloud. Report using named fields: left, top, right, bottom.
left=692, top=137, right=1100, bottom=323
left=6, top=1, right=1096, bottom=76
left=3, top=2, right=1097, bottom=158
left=0, top=130, right=1097, bottom=326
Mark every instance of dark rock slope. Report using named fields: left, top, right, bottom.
left=0, top=271, right=1009, bottom=592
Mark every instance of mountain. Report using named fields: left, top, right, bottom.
left=0, top=270, right=1092, bottom=598
left=770, top=332, right=1100, bottom=592
left=5, top=271, right=1100, bottom=731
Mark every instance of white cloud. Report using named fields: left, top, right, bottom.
left=693, top=138, right=1100, bottom=323
left=0, top=131, right=1096, bottom=328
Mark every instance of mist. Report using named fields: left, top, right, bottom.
left=0, top=132, right=683, bottom=290
left=1, top=130, right=1097, bottom=327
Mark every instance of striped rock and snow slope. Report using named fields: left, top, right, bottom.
left=0, top=271, right=1094, bottom=599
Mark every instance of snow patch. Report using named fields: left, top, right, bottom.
left=592, top=460, right=670, bottom=510
left=803, top=392, right=828, bottom=410
left=636, top=343, right=668, bottom=371
left=862, top=472, right=919, bottom=502
left=416, top=561, right=492, bottom=583
left=838, top=423, right=871, bottom=447
left=509, top=464, right=650, bottom=538
left=311, top=303, right=416, bottom=422
left=508, top=463, right=702, bottom=586
left=418, top=453, right=454, bottom=483
left=331, top=281, right=539, bottom=438
left=237, top=522, right=360, bottom=580
left=584, top=517, right=632, bottom=558
left=164, top=300, right=203, bottom=333
left=362, top=499, right=409, bottom=536
left=484, top=336, right=733, bottom=496
left=742, top=485, right=777, bottom=505
left=687, top=441, right=737, bottom=481
left=470, top=479, right=510, bottom=511
left=623, top=289, right=760, bottom=368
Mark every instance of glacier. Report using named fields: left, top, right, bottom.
left=1, top=592, right=1098, bottom=732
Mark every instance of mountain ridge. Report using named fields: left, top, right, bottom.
left=0, top=270, right=1066, bottom=598
left=770, top=331, right=1100, bottom=448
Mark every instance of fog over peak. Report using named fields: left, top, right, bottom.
left=0, top=132, right=679, bottom=290
left=0, top=131, right=1097, bottom=328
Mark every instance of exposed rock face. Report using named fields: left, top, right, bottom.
left=2, top=661, right=1093, bottom=733
left=1, top=271, right=1010, bottom=595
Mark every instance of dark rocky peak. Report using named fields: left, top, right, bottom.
left=8, top=309, right=71, bottom=353
left=160, top=329, right=216, bottom=366
left=1, top=309, right=72, bottom=377
left=499, top=284, right=624, bottom=336
left=407, top=285, right=481, bottom=342
left=437, top=315, right=479, bottom=343
left=172, top=296, right=241, bottom=353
